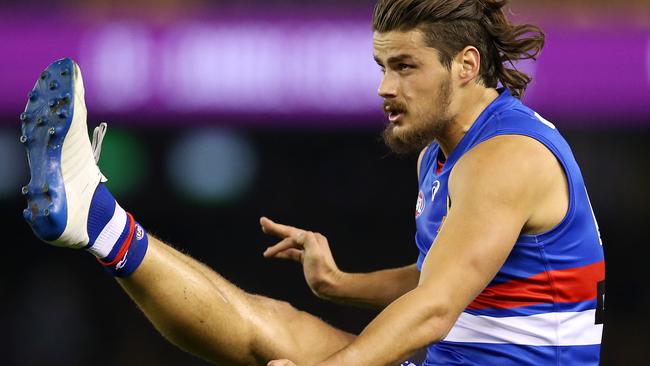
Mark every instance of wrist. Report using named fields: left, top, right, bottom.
left=313, top=269, right=348, bottom=300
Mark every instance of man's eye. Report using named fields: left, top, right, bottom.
left=399, top=64, right=412, bottom=71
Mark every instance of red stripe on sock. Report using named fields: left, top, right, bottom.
left=97, top=212, right=135, bottom=267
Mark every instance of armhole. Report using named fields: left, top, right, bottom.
left=416, top=252, right=425, bottom=271
left=417, top=146, right=433, bottom=185
left=474, top=131, right=577, bottom=244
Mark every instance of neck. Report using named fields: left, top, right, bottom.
left=437, top=87, right=499, bottom=157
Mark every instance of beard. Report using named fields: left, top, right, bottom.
left=382, top=76, right=453, bottom=154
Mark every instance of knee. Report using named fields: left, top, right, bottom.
left=247, top=295, right=305, bottom=352
left=251, top=295, right=302, bottom=322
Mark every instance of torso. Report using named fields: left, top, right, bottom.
left=415, top=89, right=605, bottom=366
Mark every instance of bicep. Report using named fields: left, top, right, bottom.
left=418, top=193, right=524, bottom=312
left=418, top=137, right=542, bottom=317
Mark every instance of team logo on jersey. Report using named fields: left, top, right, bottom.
left=136, top=224, right=144, bottom=241
left=431, top=180, right=441, bottom=202
left=415, top=191, right=425, bottom=218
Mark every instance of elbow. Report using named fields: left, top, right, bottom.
left=415, top=300, right=458, bottom=345
left=428, top=310, right=456, bottom=344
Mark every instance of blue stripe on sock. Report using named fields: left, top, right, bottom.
left=86, top=183, right=117, bottom=246
left=85, top=183, right=148, bottom=276
left=112, top=222, right=148, bottom=277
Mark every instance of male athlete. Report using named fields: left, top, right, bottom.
left=20, top=0, right=605, bottom=365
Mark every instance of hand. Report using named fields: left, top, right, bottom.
left=267, top=359, right=298, bottom=366
left=260, top=217, right=343, bottom=299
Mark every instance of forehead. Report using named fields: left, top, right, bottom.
left=372, top=29, right=428, bottom=59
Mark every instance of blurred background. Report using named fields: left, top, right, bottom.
left=1, top=0, right=648, bottom=365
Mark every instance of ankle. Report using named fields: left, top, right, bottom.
left=86, top=184, right=149, bottom=277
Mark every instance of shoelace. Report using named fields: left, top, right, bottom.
left=91, top=122, right=108, bottom=164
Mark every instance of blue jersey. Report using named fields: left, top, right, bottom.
left=414, top=89, right=605, bottom=365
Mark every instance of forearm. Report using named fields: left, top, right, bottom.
left=319, top=264, right=419, bottom=309
left=116, top=235, right=257, bottom=365
left=317, top=285, right=451, bottom=366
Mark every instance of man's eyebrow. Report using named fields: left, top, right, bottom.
left=388, top=54, right=415, bottom=63
left=374, top=54, right=416, bottom=65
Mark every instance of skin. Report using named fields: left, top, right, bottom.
left=116, top=28, right=568, bottom=366
left=267, top=29, right=569, bottom=365
left=118, top=236, right=356, bottom=366
left=262, top=217, right=420, bottom=309
left=376, top=29, right=499, bottom=157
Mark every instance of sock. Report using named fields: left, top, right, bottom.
left=85, top=184, right=148, bottom=277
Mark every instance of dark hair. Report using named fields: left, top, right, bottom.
left=372, top=0, right=544, bottom=99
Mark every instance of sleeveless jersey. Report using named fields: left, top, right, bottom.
left=414, top=89, right=605, bottom=365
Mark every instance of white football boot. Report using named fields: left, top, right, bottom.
left=21, top=58, right=107, bottom=248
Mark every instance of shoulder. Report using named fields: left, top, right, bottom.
left=460, top=134, right=552, bottom=165
left=494, top=105, right=558, bottom=132
left=449, top=135, right=559, bottom=208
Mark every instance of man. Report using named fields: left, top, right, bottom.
left=20, top=0, right=604, bottom=365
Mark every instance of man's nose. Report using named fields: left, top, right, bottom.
left=378, top=73, right=398, bottom=98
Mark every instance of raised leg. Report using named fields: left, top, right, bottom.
left=20, top=58, right=354, bottom=366
left=119, top=236, right=356, bottom=366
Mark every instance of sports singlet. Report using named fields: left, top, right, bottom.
left=414, top=89, right=605, bottom=365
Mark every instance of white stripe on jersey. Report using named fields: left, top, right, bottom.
left=443, top=309, right=603, bottom=346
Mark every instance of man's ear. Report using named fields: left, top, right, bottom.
left=456, top=46, right=481, bottom=85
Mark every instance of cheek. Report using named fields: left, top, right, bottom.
left=409, top=81, right=439, bottom=110
left=409, top=95, right=436, bottom=119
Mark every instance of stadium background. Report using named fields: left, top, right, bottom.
left=0, top=0, right=648, bottom=364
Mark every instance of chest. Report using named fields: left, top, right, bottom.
left=415, top=163, right=451, bottom=253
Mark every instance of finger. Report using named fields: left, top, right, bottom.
left=292, top=230, right=317, bottom=250
left=263, top=237, right=302, bottom=257
left=260, top=217, right=301, bottom=239
left=271, top=248, right=304, bottom=263
left=313, top=232, right=327, bottom=245
left=267, top=360, right=288, bottom=366
left=267, top=360, right=296, bottom=366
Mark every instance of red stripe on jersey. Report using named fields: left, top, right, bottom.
left=436, top=160, right=444, bottom=174
left=468, top=260, right=605, bottom=310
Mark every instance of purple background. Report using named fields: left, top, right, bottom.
left=2, top=9, right=649, bottom=126
left=1, top=3, right=649, bottom=366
